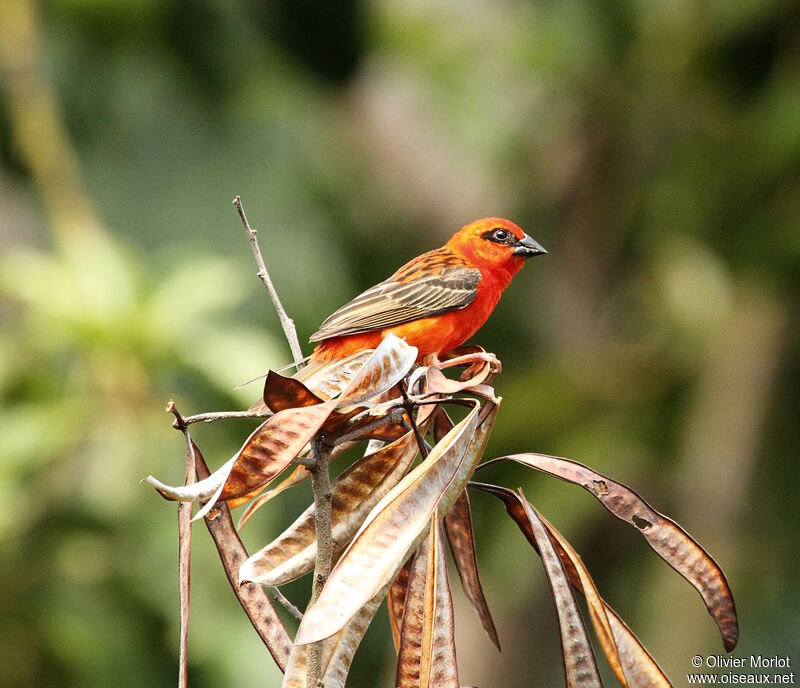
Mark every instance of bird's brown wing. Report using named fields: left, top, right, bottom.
left=309, top=248, right=481, bottom=342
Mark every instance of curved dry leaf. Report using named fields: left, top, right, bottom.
left=461, top=383, right=498, bottom=403
left=235, top=404, right=414, bottom=529
left=143, top=453, right=236, bottom=503
left=218, top=399, right=338, bottom=502
left=396, top=518, right=459, bottom=688
left=605, top=608, right=671, bottom=688
left=170, top=337, right=414, bottom=515
left=542, top=517, right=626, bottom=685
left=339, top=409, right=410, bottom=442
left=517, top=492, right=603, bottom=688
left=425, top=364, right=490, bottom=395
left=444, top=490, right=499, bottom=651
left=396, top=537, right=428, bottom=688
left=389, top=558, right=413, bottom=652
left=470, top=481, right=672, bottom=688
left=298, top=349, right=375, bottom=400
left=439, top=402, right=498, bottom=514
left=479, top=453, right=739, bottom=651
left=336, top=334, right=418, bottom=408
left=145, top=401, right=336, bottom=519
left=263, top=370, right=325, bottom=411
left=281, top=585, right=389, bottom=688
left=433, top=407, right=454, bottom=443
left=236, top=464, right=310, bottom=527
left=294, top=402, right=486, bottom=645
left=239, top=420, right=430, bottom=587
left=543, top=516, right=671, bottom=688
left=259, top=370, right=361, bottom=436
left=192, top=444, right=292, bottom=671
left=423, top=519, right=459, bottom=688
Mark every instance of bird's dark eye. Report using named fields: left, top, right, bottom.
left=492, top=229, right=509, bottom=241
left=482, top=227, right=512, bottom=244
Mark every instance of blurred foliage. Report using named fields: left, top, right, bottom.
left=0, top=0, right=798, bottom=686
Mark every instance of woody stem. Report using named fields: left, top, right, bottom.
left=233, top=195, right=305, bottom=371
left=306, top=437, right=333, bottom=687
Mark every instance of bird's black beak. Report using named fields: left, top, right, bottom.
left=513, top=233, right=547, bottom=258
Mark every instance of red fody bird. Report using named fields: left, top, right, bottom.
left=308, top=217, right=546, bottom=365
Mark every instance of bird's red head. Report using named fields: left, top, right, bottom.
left=445, top=217, right=547, bottom=280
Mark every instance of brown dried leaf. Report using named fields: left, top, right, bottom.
left=388, top=558, right=413, bottom=652
left=605, top=609, right=671, bottom=688
left=263, top=370, right=325, bottom=411
left=397, top=534, right=428, bottom=687
left=219, top=399, right=338, bottom=501
left=547, top=523, right=625, bottom=684
left=433, top=407, right=454, bottom=443
left=298, top=349, right=375, bottom=401
left=340, top=410, right=410, bottom=442
left=192, top=444, right=292, bottom=671
left=470, top=481, right=672, bottom=687
left=294, top=401, right=492, bottom=645
left=336, top=334, right=418, bottom=408
left=142, top=454, right=236, bottom=504
left=258, top=371, right=361, bottom=436
left=443, top=490, right=499, bottom=650
left=423, top=518, right=459, bottom=688
left=396, top=519, right=459, bottom=688
left=425, top=364, right=490, bottom=395
left=149, top=336, right=415, bottom=513
left=235, top=404, right=410, bottom=529
left=239, top=414, right=433, bottom=586
left=517, top=492, right=603, bottom=688
left=479, top=453, right=739, bottom=651
left=235, top=464, right=310, bottom=527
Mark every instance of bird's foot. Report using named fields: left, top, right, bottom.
left=438, top=351, right=502, bottom=377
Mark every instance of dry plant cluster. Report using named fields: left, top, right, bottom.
left=145, top=200, right=738, bottom=687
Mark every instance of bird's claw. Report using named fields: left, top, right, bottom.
left=435, top=351, right=502, bottom=376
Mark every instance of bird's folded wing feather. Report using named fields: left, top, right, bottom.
left=309, top=248, right=481, bottom=342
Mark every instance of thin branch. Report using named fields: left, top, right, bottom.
left=179, top=409, right=270, bottom=427
left=306, top=437, right=334, bottom=687
left=400, top=385, right=430, bottom=459
left=168, top=401, right=194, bottom=688
left=233, top=196, right=305, bottom=370
left=331, top=407, right=409, bottom=447
left=270, top=586, right=304, bottom=621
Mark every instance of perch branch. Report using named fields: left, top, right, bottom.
left=233, top=195, right=305, bottom=370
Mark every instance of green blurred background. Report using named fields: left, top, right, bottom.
left=1, top=0, right=798, bottom=686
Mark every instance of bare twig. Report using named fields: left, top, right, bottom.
left=400, top=385, right=430, bottom=459
left=179, top=409, right=270, bottom=427
left=233, top=196, right=305, bottom=370
left=168, top=401, right=195, bottom=688
left=306, top=437, right=334, bottom=687
left=270, top=586, right=304, bottom=621
left=331, top=407, right=409, bottom=446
